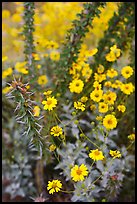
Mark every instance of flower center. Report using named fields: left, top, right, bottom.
left=94, top=151, right=100, bottom=156
left=47, top=100, right=52, bottom=105
left=75, top=83, right=80, bottom=87
left=95, top=93, right=99, bottom=97
left=52, top=182, right=57, bottom=189
left=107, top=119, right=112, bottom=124
left=76, top=168, right=82, bottom=175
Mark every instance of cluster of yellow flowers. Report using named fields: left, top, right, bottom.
left=47, top=147, right=122, bottom=194
left=68, top=43, right=134, bottom=131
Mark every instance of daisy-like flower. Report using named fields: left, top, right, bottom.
left=69, top=79, right=84, bottom=94
left=80, top=96, right=88, bottom=103
left=50, top=125, right=63, bottom=137
left=103, top=114, right=117, bottom=130
left=42, top=96, right=57, bottom=111
left=47, top=180, right=62, bottom=194
left=98, top=102, right=108, bottom=113
left=117, top=105, right=126, bottom=113
left=120, top=83, right=134, bottom=95
left=103, top=91, right=117, bottom=105
left=43, top=90, right=52, bottom=96
left=87, top=48, right=98, bottom=57
left=89, top=149, right=104, bottom=161
left=109, top=150, right=121, bottom=158
left=90, top=89, right=103, bottom=102
left=49, top=144, right=56, bottom=151
left=128, top=133, right=135, bottom=141
left=37, top=75, right=48, bottom=85
left=107, top=68, right=118, bottom=78
left=110, top=45, right=121, bottom=57
left=33, top=105, right=40, bottom=117
left=74, top=101, right=85, bottom=111
left=106, top=52, right=116, bottom=62
left=71, top=164, right=88, bottom=182
left=97, top=64, right=104, bottom=74
left=121, top=66, right=133, bottom=79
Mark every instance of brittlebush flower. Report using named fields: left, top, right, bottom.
left=90, top=89, right=103, bottom=102
left=2, top=67, right=13, bottom=79
left=50, top=51, right=60, bottom=61
left=103, top=114, right=117, bottom=130
left=128, top=133, right=135, bottom=141
left=110, top=45, right=121, bottom=57
left=50, top=125, right=63, bottom=137
left=117, top=105, right=126, bottom=113
left=103, top=91, right=117, bottom=105
left=69, top=79, right=84, bottom=94
left=42, top=96, right=57, bottom=111
left=89, top=149, right=104, bottom=161
left=2, top=86, right=12, bottom=94
left=98, top=102, right=108, bottom=113
left=47, top=180, right=62, bottom=194
left=107, top=68, right=118, bottom=78
left=71, top=164, right=88, bottom=182
left=120, top=83, right=134, bottom=95
left=33, top=106, right=40, bottom=117
left=49, top=144, right=56, bottom=151
left=121, top=66, right=133, bottom=79
left=43, top=90, right=52, bottom=96
left=80, top=96, right=88, bottom=103
left=109, top=150, right=121, bottom=158
left=97, top=64, right=104, bottom=74
left=74, top=101, right=85, bottom=111
left=106, top=45, right=121, bottom=62
left=37, top=75, right=48, bottom=85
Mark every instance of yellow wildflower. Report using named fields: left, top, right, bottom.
left=69, top=79, right=84, bottom=94
left=107, top=68, right=118, bottom=78
left=87, top=48, right=98, bottom=57
left=47, top=180, right=62, bottom=194
left=96, top=116, right=103, bottom=121
left=90, top=89, right=103, bottom=102
left=128, top=133, right=135, bottom=141
left=81, top=66, right=92, bottom=80
left=50, top=126, right=63, bottom=137
left=98, top=102, right=108, bottom=113
left=121, top=66, right=133, bottom=79
left=2, top=67, right=13, bottom=79
left=33, top=106, right=40, bottom=117
left=2, top=86, right=12, bottom=94
left=15, top=61, right=28, bottom=74
left=43, top=90, right=52, bottom=96
left=90, top=104, right=96, bottom=111
left=37, top=75, right=48, bottom=85
left=89, top=149, right=104, bottom=161
left=103, top=91, right=117, bottom=105
left=109, top=150, right=121, bottom=158
left=106, top=52, right=116, bottom=62
left=110, top=45, right=121, bottom=57
left=42, top=96, right=57, bottom=111
left=80, top=96, right=88, bottom=103
left=74, top=101, right=85, bottom=111
left=104, top=81, right=112, bottom=88
left=117, top=105, right=126, bottom=113
left=50, top=51, right=60, bottom=61
left=103, top=114, right=117, bottom=130
left=97, top=64, right=104, bottom=74
left=120, top=83, right=134, bottom=95
left=49, top=144, right=56, bottom=151
left=71, top=164, right=88, bottom=182
left=2, top=56, right=8, bottom=62
left=94, top=73, right=106, bottom=83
